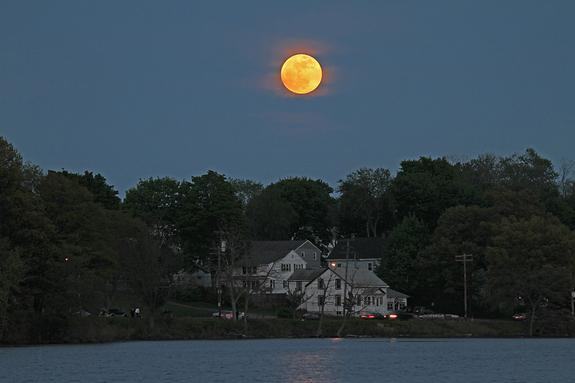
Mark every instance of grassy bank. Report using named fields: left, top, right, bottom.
left=1, top=317, right=537, bottom=345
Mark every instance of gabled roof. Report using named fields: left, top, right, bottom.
left=344, top=269, right=389, bottom=288
left=327, top=237, right=385, bottom=260
left=288, top=269, right=325, bottom=282
left=245, top=240, right=307, bottom=265
left=387, top=288, right=409, bottom=299
left=304, top=267, right=388, bottom=289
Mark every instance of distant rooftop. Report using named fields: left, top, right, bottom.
left=245, top=240, right=308, bottom=265
left=327, top=237, right=385, bottom=260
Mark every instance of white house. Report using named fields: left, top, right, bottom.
left=288, top=267, right=393, bottom=317
left=236, top=240, right=322, bottom=294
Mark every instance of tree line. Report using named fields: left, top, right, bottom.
left=2, top=136, right=575, bottom=340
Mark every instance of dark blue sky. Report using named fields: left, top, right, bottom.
left=1, top=1, right=574, bottom=193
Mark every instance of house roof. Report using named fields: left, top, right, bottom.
left=327, top=237, right=385, bottom=260
left=288, top=269, right=325, bottom=282
left=344, top=269, right=389, bottom=288
left=245, top=240, right=307, bottom=265
left=387, top=288, right=409, bottom=299
left=305, top=267, right=389, bottom=289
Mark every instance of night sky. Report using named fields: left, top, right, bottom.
left=1, top=1, right=574, bottom=193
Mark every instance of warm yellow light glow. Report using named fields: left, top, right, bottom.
left=280, top=54, right=322, bottom=95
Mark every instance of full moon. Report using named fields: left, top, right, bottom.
left=280, top=54, right=322, bottom=95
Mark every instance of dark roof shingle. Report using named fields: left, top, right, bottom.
left=288, top=268, right=325, bottom=281
left=327, top=238, right=385, bottom=260
left=246, top=240, right=307, bottom=265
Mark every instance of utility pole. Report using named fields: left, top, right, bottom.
left=455, top=254, right=473, bottom=319
left=215, top=231, right=225, bottom=318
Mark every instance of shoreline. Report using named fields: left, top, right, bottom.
left=5, top=316, right=569, bottom=346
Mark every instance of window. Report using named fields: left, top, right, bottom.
left=356, top=295, right=362, bottom=306
left=283, top=280, right=288, bottom=289
left=270, top=280, right=275, bottom=289
left=281, top=264, right=292, bottom=272
left=318, top=278, right=324, bottom=289
left=400, top=302, right=406, bottom=309
left=335, top=295, right=342, bottom=306
left=337, top=263, right=342, bottom=268
left=368, top=262, right=373, bottom=271
left=335, top=278, right=341, bottom=290
left=318, top=296, right=325, bottom=306
left=366, top=297, right=371, bottom=305
left=242, top=266, right=247, bottom=275
left=301, top=251, right=305, bottom=258
left=313, top=252, right=317, bottom=260
left=243, top=281, right=247, bottom=288
left=296, top=281, right=302, bottom=291
left=387, top=302, right=394, bottom=310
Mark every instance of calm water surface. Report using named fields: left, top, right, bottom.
left=1, top=338, right=574, bottom=382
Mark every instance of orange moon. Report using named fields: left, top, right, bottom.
left=280, top=54, right=322, bottom=95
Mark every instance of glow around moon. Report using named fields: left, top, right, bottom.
left=280, top=54, right=322, bottom=95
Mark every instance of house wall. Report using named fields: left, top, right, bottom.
left=294, top=241, right=322, bottom=269
left=234, top=251, right=307, bottom=294
left=291, top=269, right=390, bottom=316
left=327, top=258, right=379, bottom=273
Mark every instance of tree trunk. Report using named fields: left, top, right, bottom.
left=528, top=306, right=537, bottom=337
left=243, top=296, right=249, bottom=335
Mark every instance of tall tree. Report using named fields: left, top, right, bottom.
left=229, top=178, right=263, bottom=208
left=59, top=170, right=120, bottom=209
left=178, top=171, right=244, bottom=270
left=338, top=168, right=394, bottom=237
left=377, top=215, right=429, bottom=295
left=124, top=177, right=182, bottom=246
left=486, top=215, right=575, bottom=336
left=247, top=177, right=334, bottom=243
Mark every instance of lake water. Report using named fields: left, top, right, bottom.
left=1, top=338, right=574, bottom=382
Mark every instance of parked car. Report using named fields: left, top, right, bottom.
left=359, top=312, right=384, bottom=320
left=212, top=311, right=245, bottom=320
left=512, top=313, right=528, bottom=321
left=99, top=308, right=127, bottom=318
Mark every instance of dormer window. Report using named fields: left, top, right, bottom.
left=368, top=262, right=373, bottom=271
left=301, top=251, right=305, bottom=258
left=313, top=252, right=317, bottom=260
